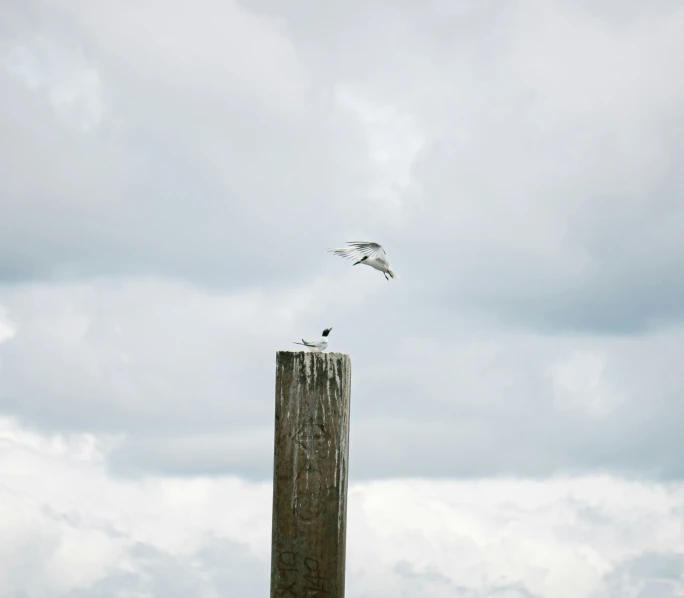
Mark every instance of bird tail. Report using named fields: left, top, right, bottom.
left=293, top=340, right=313, bottom=347
left=388, top=268, right=397, bottom=279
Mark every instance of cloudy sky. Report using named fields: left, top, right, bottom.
left=2, top=0, right=684, bottom=596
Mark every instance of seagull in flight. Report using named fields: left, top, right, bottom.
left=293, top=327, right=333, bottom=352
left=328, top=241, right=397, bottom=280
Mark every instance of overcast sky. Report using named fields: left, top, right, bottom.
left=2, top=0, right=684, bottom=596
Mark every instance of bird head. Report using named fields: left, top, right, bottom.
left=322, top=328, right=333, bottom=337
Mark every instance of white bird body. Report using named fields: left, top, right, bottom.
left=293, top=327, right=333, bottom=352
left=328, top=241, right=396, bottom=280
left=360, top=255, right=389, bottom=273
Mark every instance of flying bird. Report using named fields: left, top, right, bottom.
left=293, top=327, right=333, bottom=352
left=328, top=241, right=396, bottom=280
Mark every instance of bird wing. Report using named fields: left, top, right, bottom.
left=293, top=339, right=314, bottom=346
left=328, top=241, right=387, bottom=262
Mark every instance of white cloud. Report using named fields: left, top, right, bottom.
left=348, top=475, right=684, bottom=597
left=2, top=416, right=684, bottom=597
left=0, top=416, right=270, bottom=597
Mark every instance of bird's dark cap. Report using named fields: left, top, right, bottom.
left=322, top=327, right=333, bottom=336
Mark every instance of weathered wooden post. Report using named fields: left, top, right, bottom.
left=270, top=351, right=352, bottom=598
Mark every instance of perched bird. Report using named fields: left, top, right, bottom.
left=328, top=241, right=397, bottom=280
left=293, top=327, right=333, bottom=352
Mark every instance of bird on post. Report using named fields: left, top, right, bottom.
left=293, top=327, right=333, bottom=352
left=328, top=241, right=397, bottom=280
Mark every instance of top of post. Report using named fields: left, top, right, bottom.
left=277, top=350, right=350, bottom=357
left=276, top=351, right=351, bottom=385
left=277, top=351, right=351, bottom=368
left=276, top=351, right=351, bottom=367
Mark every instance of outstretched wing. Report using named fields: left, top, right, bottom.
left=328, top=241, right=387, bottom=263
left=293, top=339, right=314, bottom=346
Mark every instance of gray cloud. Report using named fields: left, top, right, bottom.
left=1, top=0, right=682, bottom=333
left=5, top=3, right=684, bottom=595
left=599, top=552, right=684, bottom=598
left=2, top=0, right=684, bottom=483
left=2, top=279, right=684, bottom=482
left=0, top=0, right=378, bottom=288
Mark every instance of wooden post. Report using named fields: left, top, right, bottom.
left=270, top=351, right=352, bottom=598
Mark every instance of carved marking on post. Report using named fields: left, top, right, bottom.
left=278, top=551, right=299, bottom=572
left=292, top=419, right=332, bottom=523
left=293, top=420, right=332, bottom=456
left=276, top=551, right=332, bottom=597
left=277, top=551, right=298, bottom=597
left=294, top=467, right=323, bottom=522
left=302, top=556, right=330, bottom=595
left=276, top=581, right=297, bottom=597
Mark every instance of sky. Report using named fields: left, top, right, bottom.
left=1, top=0, right=684, bottom=596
